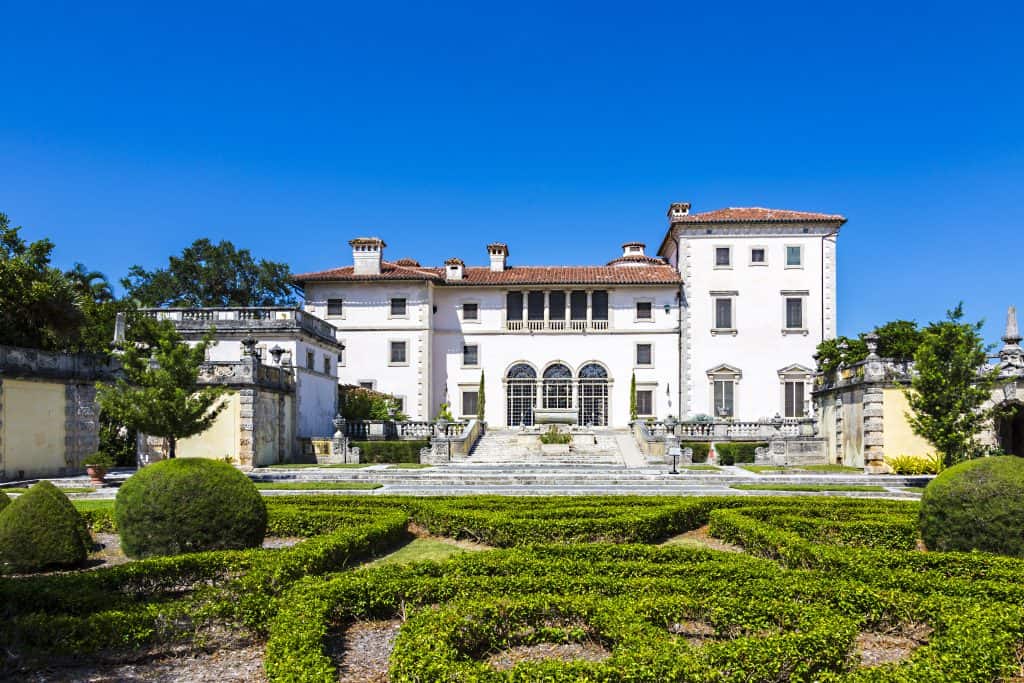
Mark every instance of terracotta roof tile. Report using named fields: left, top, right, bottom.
left=294, top=261, right=681, bottom=286
left=674, top=207, right=846, bottom=223
left=606, top=254, right=668, bottom=266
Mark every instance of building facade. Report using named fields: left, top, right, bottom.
left=295, top=201, right=846, bottom=428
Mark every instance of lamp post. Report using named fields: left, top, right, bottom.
left=665, top=414, right=680, bottom=475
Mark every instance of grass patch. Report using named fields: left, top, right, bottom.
left=254, top=482, right=382, bottom=491
left=740, top=464, right=864, bottom=474
left=679, top=465, right=721, bottom=471
left=388, top=463, right=433, bottom=469
left=3, top=486, right=97, bottom=494
left=73, top=499, right=115, bottom=512
left=265, top=463, right=372, bottom=469
left=901, top=487, right=926, bottom=494
left=368, top=538, right=472, bottom=566
left=731, top=484, right=887, bottom=492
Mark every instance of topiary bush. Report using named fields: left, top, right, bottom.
left=115, top=457, right=267, bottom=558
left=715, top=442, right=768, bottom=465
left=682, top=441, right=711, bottom=463
left=919, top=456, right=1024, bottom=556
left=0, top=481, right=89, bottom=573
left=351, top=440, right=429, bottom=463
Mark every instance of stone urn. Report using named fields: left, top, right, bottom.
left=86, top=465, right=108, bottom=485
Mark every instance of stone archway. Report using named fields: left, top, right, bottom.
left=997, top=403, right=1024, bottom=456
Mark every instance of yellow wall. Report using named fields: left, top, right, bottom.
left=176, top=393, right=241, bottom=462
left=882, top=387, right=934, bottom=458
left=1, top=379, right=67, bottom=479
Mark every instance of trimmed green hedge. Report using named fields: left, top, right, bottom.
left=714, top=441, right=768, bottom=465
left=681, top=441, right=711, bottom=463
left=0, top=490, right=9, bottom=514
left=115, top=458, right=267, bottom=558
left=0, top=482, right=89, bottom=574
left=352, top=440, right=429, bottom=463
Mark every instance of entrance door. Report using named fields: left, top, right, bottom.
left=506, top=363, right=537, bottom=427
left=577, top=363, right=609, bottom=426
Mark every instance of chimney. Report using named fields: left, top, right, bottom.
left=667, top=202, right=691, bottom=224
left=621, top=241, right=646, bottom=258
left=349, top=237, right=385, bottom=275
left=487, top=243, right=509, bottom=272
left=444, top=257, right=465, bottom=281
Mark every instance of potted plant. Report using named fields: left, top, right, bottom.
left=83, top=452, right=115, bottom=485
left=538, top=426, right=572, bottom=455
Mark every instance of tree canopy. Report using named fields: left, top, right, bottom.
left=815, top=319, right=925, bottom=375
left=122, top=238, right=297, bottom=308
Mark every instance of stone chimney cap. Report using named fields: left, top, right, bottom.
left=487, top=243, right=509, bottom=255
left=622, top=241, right=646, bottom=249
left=444, top=257, right=465, bottom=266
left=667, top=202, right=692, bottom=223
left=348, top=237, right=386, bottom=248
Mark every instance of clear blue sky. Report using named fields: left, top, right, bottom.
left=2, top=1, right=1022, bottom=344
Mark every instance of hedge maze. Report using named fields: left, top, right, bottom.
left=3, top=495, right=1024, bottom=681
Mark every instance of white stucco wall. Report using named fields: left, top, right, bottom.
left=677, top=226, right=837, bottom=420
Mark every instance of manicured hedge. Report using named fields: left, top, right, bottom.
left=0, top=482, right=89, bottom=574
left=351, top=440, right=429, bottom=463
left=680, top=441, right=711, bottom=463
left=714, top=441, right=768, bottom=465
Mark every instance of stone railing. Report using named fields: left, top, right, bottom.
left=420, top=419, right=484, bottom=463
left=339, top=419, right=466, bottom=441
left=143, top=307, right=342, bottom=346
left=0, top=344, right=117, bottom=382
left=505, top=319, right=611, bottom=333
left=640, top=418, right=816, bottom=442
left=197, top=360, right=295, bottom=391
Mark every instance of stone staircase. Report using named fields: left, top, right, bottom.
left=466, top=429, right=625, bottom=466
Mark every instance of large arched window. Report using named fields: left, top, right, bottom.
left=506, top=363, right=537, bottom=426
left=542, top=363, right=573, bottom=409
left=578, top=363, right=609, bottom=426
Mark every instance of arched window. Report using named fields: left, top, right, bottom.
left=578, top=363, right=609, bottom=426
left=506, top=363, right=537, bottom=426
left=542, top=363, right=573, bottom=409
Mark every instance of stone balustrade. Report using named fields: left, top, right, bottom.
left=142, top=307, right=342, bottom=347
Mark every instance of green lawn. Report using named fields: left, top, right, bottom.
left=4, top=486, right=98, bottom=494
left=253, top=482, right=382, bottom=491
left=265, top=463, right=372, bottom=469
left=73, top=499, right=115, bottom=512
left=368, top=538, right=476, bottom=567
left=678, top=464, right=721, bottom=471
left=731, top=484, right=887, bottom=492
left=740, top=464, right=864, bottom=474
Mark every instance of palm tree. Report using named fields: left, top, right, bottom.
left=65, top=262, right=114, bottom=303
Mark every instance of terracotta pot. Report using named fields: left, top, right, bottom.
left=86, top=466, right=107, bottom=485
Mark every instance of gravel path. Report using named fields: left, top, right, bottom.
left=327, top=619, right=402, bottom=683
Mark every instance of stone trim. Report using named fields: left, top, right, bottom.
left=64, top=384, right=99, bottom=469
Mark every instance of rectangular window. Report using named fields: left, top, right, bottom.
left=786, top=246, right=802, bottom=267
left=715, top=298, right=733, bottom=329
left=389, top=341, right=407, bottom=364
left=359, top=381, right=375, bottom=390
left=462, top=302, right=478, bottom=320
left=785, top=381, right=805, bottom=418
left=327, top=298, right=344, bottom=316
left=390, top=297, right=407, bottom=316
left=462, top=390, right=479, bottom=417
left=527, top=291, right=545, bottom=320
left=636, top=301, right=652, bottom=320
left=463, top=344, right=479, bottom=366
left=322, top=355, right=332, bottom=375
left=570, top=291, right=587, bottom=320
left=785, top=298, right=803, bottom=329
left=306, top=350, right=315, bottom=370
left=715, top=247, right=731, bottom=267
left=591, top=290, right=609, bottom=321
left=506, top=291, right=524, bottom=321
left=636, top=390, right=654, bottom=417
left=713, top=380, right=735, bottom=417
left=636, top=343, right=653, bottom=366
left=549, top=292, right=566, bottom=320
left=750, top=248, right=766, bottom=264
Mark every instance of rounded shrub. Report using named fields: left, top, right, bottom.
left=0, top=481, right=89, bottom=573
left=115, top=457, right=267, bottom=558
left=919, top=456, right=1024, bottom=556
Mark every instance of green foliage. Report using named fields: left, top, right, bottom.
left=629, top=372, right=637, bottom=421
left=0, top=481, right=89, bottom=573
left=435, top=402, right=454, bottom=421
left=814, top=320, right=924, bottom=375
left=0, top=490, right=9, bottom=514
left=114, top=458, right=267, bottom=558
left=351, top=440, right=428, bottom=463
left=0, top=214, right=84, bottom=350
left=919, top=456, right=1024, bottom=556
left=477, top=372, right=485, bottom=423
left=99, top=411, right=137, bottom=467
left=885, top=453, right=943, bottom=475
left=814, top=336, right=868, bottom=375
left=906, top=304, right=998, bottom=467
left=121, top=238, right=297, bottom=307
left=97, top=321, right=226, bottom=458
left=82, top=451, right=116, bottom=468
left=339, top=386, right=406, bottom=421
left=714, top=441, right=767, bottom=465
left=681, top=441, right=711, bottom=462
left=539, top=426, right=572, bottom=445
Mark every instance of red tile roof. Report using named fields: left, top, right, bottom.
left=606, top=254, right=668, bottom=266
left=294, top=261, right=681, bottom=286
left=673, top=207, right=846, bottom=223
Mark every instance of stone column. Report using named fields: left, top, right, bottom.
left=238, top=388, right=256, bottom=469
left=543, top=291, right=550, bottom=329
left=833, top=393, right=844, bottom=465
left=861, top=386, right=886, bottom=473
left=586, top=290, right=593, bottom=328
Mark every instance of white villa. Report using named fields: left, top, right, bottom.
left=294, top=201, right=846, bottom=429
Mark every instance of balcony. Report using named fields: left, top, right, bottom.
left=142, top=307, right=343, bottom=348
left=505, top=319, right=610, bottom=333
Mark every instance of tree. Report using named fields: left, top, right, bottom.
left=905, top=304, right=998, bottom=467
left=0, top=214, right=84, bottom=350
left=97, top=321, right=226, bottom=459
left=629, top=372, right=638, bottom=421
left=122, top=238, right=297, bottom=307
left=477, top=372, right=486, bottom=423
left=65, top=262, right=114, bottom=303
left=814, top=320, right=924, bottom=375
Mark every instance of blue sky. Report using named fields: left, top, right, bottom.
left=1, top=1, right=1022, bottom=344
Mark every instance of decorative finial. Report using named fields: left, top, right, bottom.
left=240, top=336, right=258, bottom=357
left=864, top=332, right=880, bottom=359
left=1004, top=306, right=1021, bottom=345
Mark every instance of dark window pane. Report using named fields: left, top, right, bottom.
left=506, top=292, right=523, bottom=320
left=549, top=292, right=566, bottom=320
left=636, top=301, right=652, bottom=319
left=527, top=291, right=545, bottom=320
left=463, top=345, right=478, bottom=366
left=751, top=249, right=765, bottom=263
left=591, top=291, right=609, bottom=321
left=391, top=298, right=407, bottom=316
left=462, top=391, right=478, bottom=416
left=636, top=344, right=652, bottom=365
left=636, top=390, right=653, bottom=416
left=715, top=299, right=732, bottom=329
left=716, top=247, right=731, bottom=266
left=463, top=303, right=478, bottom=320
left=570, top=291, right=587, bottom=320
left=327, top=298, right=343, bottom=316
left=786, top=246, right=802, bottom=266
left=786, top=298, right=803, bottom=329
left=390, top=342, right=406, bottom=363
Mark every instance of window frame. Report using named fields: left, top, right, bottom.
left=749, top=246, right=768, bottom=266
left=634, top=299, right=654, bottom=322
left=635, top=388, right=655, bottom=418
left=780, top=290, right=809, bottom=335
left=326, top=298, right=345, bottom=318
left=714, top=245, right=733, bottom=269
left=459, top=384, right=480, bottom=419
left=706, top=365, right=742, bottom=419
left=389, top=297, right=409, bottom=319
left=778, top=365, right=813, bottom=419
left=305, top=349, right=315, bottom=370
left=358, top=380, right=376, bottom=390
left=388, top=340, right=409, bottom=366
left=460, top=301, right=480, bottom=323
left=462, top=343, right=480, bottom=368
left=634, top=342, right=654, bottom=368
left=784, top=244, right=804, bottom=269
left=322, top=354, right=332, bottom=376
left=710, top=291, right=738, bottom=335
